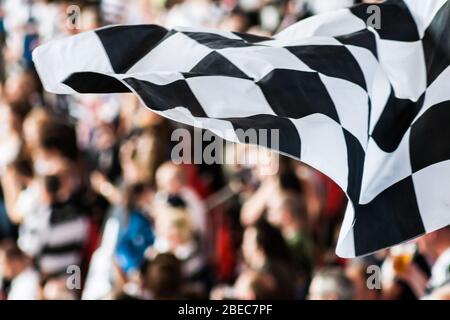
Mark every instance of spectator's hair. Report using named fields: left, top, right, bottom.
left=10, top=156, right=34, bottom=179
left=0, top=240, right=26, bottom=261
left=156, top=162, right=187, bottom=185
left=278, top=170, right=303, bottom=193
left=124, top=183, right=152, bottom=211
left=167, top=194, right=187, bottom=209
left=43, top=175, right=61, bottom=199
left=24, top=107, right=53, bottom=130
left=226, top=8, right=251, bottom=32
left=279, top=193, right=308, bottom=223
left=277, top=158, right=304, bottom=193
left=141, top=253, right=182, bottom=299
left=311, top=267, right=355, bottom=300
left=253, top=218, right=292, bottom=263
left=161, top=208, right=193, bottom=243
left=7, top=99, right=32, bottom=124
left=39, top=119, right=79, bottom=161
left=164, top=0, right=184, bottom=10
left=250, top=271, right=279, bottom=300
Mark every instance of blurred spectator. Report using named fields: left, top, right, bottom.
left=141, top=252, right=184, bottom=300
left=115, top=183, right=155, bottom=277
left=153, top=201, right=209, bottom=296
left=266, top=193, right=313, bottom=296
left=0, top=240, right=40, bottom=300
left=308, top=267, right=354, bottom=300
left=42, top=276, right=78, bottom=300
left=417, top=226, right=450, bottom=291
left=155, top=161, right=207, bottom=235
left=345, top=258, right=380, bottom=300
left=23, top=173, right=89, bottom=277
left=241, top=219, right=296, bottom=299
left=211, top=269, right=280, bottom=300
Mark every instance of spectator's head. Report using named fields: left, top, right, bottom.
left=41, top=277, right=78, bottom=300
left=93, top=122, right=117, bottom=151
left=253, top=149, right=280, bottom=181
left=41, top=175, right=62, bottom=204
left=267, top=193, right=307, bottom=232
left=23, top=108, right=53, bottom=153
left=8, top=156, right=34, bottom=188
left=234, top=270, right=279, bottom=300
left=417, top=226, right=450, bottom=261
left=4, top=71, right=39, bottom=103
left=30, top=118, right=79, bottom=178
left=308, top=267, right=355, bottom=300
left=155, top=162, right=187, bottom=194
left=133, top=105, right=166, bottom=128
left=37, top=119, right=79, bottom=163
left=4, top=99, right=32, bottom=134
left=79, top=5, right=101, bottom=32
left=219, top=9, right=250, bottom=32
left=155, top=206, right=193, bottom=250
left=345, top=259, right=380, bottom=300
left=242, top=219, right=292, bottom=269
left=40, top=169, right=80, bottom=204
left=125, top=183, right=154, bottom=212
left=0, top=240, right=31, bottom=280
left=141, top=253, right=182, bottom=299
left=278, top=165, right=303, bottom=193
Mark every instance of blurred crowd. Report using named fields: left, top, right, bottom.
left=0, top=0, right=449, bottom=301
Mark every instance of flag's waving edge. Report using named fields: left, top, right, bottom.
left=32, top=0, right=450, bottom=258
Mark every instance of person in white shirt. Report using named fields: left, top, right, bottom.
left=154, top=162, right=207, bottom=236
left=417, top=226, right=450, bottom=290
left=0, top=240, right=40, bottom=300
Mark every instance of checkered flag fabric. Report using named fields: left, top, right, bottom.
left=32, top=0, right=450, bottom=258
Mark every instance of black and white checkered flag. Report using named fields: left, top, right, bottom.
left=33, top=0, right=450, bottom=258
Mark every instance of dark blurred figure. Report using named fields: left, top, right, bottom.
left=141, top=252, right=183, bottom=300
left=242, top=218, right=296, bottom=299
left=266, top=193, right=313, bottom=297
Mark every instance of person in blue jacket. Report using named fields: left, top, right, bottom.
left=115, top=183, right=155, bottom=275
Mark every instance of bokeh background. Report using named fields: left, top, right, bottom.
left=0, top=0, right=449, bottom=300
